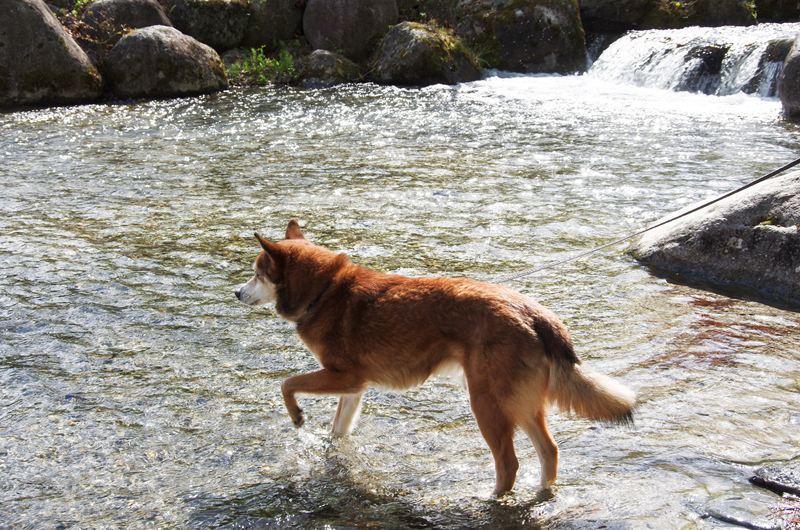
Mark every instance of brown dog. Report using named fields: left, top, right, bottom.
left=235, top=220, right=636, bottom=495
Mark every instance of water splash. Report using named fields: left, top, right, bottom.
left=590, top=23, right=800, bottom=96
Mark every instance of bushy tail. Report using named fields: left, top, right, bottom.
left=548, top=360, right=636, bottom=425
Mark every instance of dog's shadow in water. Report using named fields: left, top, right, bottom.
left=187, top=437, right=554, bottom=529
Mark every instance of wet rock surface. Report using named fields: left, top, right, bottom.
left=750, top=462, right=800, bottom=496
left=780, top=36, right=800, bottom=119
left=628, top=170, right=800, bottom=310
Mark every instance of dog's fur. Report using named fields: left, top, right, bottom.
left=236, top=220, right=636, bottom=495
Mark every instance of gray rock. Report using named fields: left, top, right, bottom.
left=242, top=0, right=304, bottom=49
left=455, top=0, right=587, bottom=74
left=161, top=0, right=249, bottom=51
left=0, top=0, right=103, bottom=107
left=779, top=37, right=800, bottom=119
left=750, top=462, right=800, bottom=496
left=299, top=49, right=361, bottom=87
left=78, top=0, right=172, bottom=67
left=105, top=25, right=228, bottom=98
left=628, top=170, right=800, bottom=310
left=303, top=0, right=399, bottom=61
left=673, top=44, right=728, bottom=95
left=371, top=21, right=480, bottom=86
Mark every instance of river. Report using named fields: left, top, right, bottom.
left=1, top=68, right=799, bottom=528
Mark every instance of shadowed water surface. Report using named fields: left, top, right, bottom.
left=1, top=75, right=799, bottom=528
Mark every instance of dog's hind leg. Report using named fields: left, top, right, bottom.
left=467, top=381, right=519, bottom=496
left=521, top=410, right=559, bottom=489
left=332, top=393, right=364, bottom=436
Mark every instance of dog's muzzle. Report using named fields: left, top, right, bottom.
left=234, top=288, right=243, bottom=301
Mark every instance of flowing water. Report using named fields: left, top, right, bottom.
left=2, top=60, right=800, bottom=528
left=591, top=23, right=800, bottom=97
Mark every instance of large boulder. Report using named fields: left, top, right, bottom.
left=299, top=49, right=361, bottom=87
left=641, top=0, right=756, bottom=29
left=455, top=0, right=587, bottom=74
left=628, top=170, right=800, bottom=310
left=779, top=36, right=800, bottom=119
left=78, top=0, right=172, bottom=67
left=371, top=21, right=481, bottom=85
left=160, top=0, right=249, bottom=51
left=303, top=0, right=399, bottom=61
left=242, top=0, right=304, bottom=49
left=750, top=462, right=800, bottom=496
left=105, top=25, right=228, bottom=98
left=0, top=0, right=103, bottom=107
left=756, top=0, right=800, bottom=22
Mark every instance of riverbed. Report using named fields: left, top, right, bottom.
left=2, top=73, right=799, bottom=528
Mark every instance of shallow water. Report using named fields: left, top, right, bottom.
left=1, top=75, right=799, bottom=528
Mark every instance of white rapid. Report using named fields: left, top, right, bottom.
left=590, top=23, right=800, bottom=96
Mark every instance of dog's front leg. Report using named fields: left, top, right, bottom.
left=281, top=369, right=366, bottom=428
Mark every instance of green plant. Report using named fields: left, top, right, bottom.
left=71, top=0, right=93, bottom=15
left=227, top=47, right=297, bottom=86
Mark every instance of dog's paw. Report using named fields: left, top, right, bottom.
left=292, top=409, right=305, bottom=428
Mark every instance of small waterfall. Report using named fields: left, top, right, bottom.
left=589, top=23, right=800, bottom=97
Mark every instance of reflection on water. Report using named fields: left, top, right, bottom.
left=1, top=76, right=799, bottom=528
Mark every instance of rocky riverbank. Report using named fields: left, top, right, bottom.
left=628, top=170, right=800, bottom=311
left=3, top=0, right=800, bottom=112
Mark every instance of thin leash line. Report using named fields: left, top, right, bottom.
left=493, top=156, right=800, bottom=284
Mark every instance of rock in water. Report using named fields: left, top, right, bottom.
left=106, top=25, right=228, bottom=98
left=303, top=0, right=399, bottom=61
left=780, top=36, right=800, bottom=119
left=750, top=462, right=800, bottom=496
left=0, top=0, right=103, bottom=107
left=371, top=22, right=481, bottom=86
left=628, top=170, right=800, bottom=310
left=455, top=0, right=587, bottom=74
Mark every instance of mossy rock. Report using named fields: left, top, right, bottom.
left=371, top=21, right=480, bottom=85
left=454, top=0, right=587, bottom=74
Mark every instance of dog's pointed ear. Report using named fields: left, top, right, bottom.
left=254, top=232, right=277, bottom=252
left=285, top=219, right=305, bottom=240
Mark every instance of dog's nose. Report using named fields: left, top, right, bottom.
left=235, top=289, right=242, bottom=301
